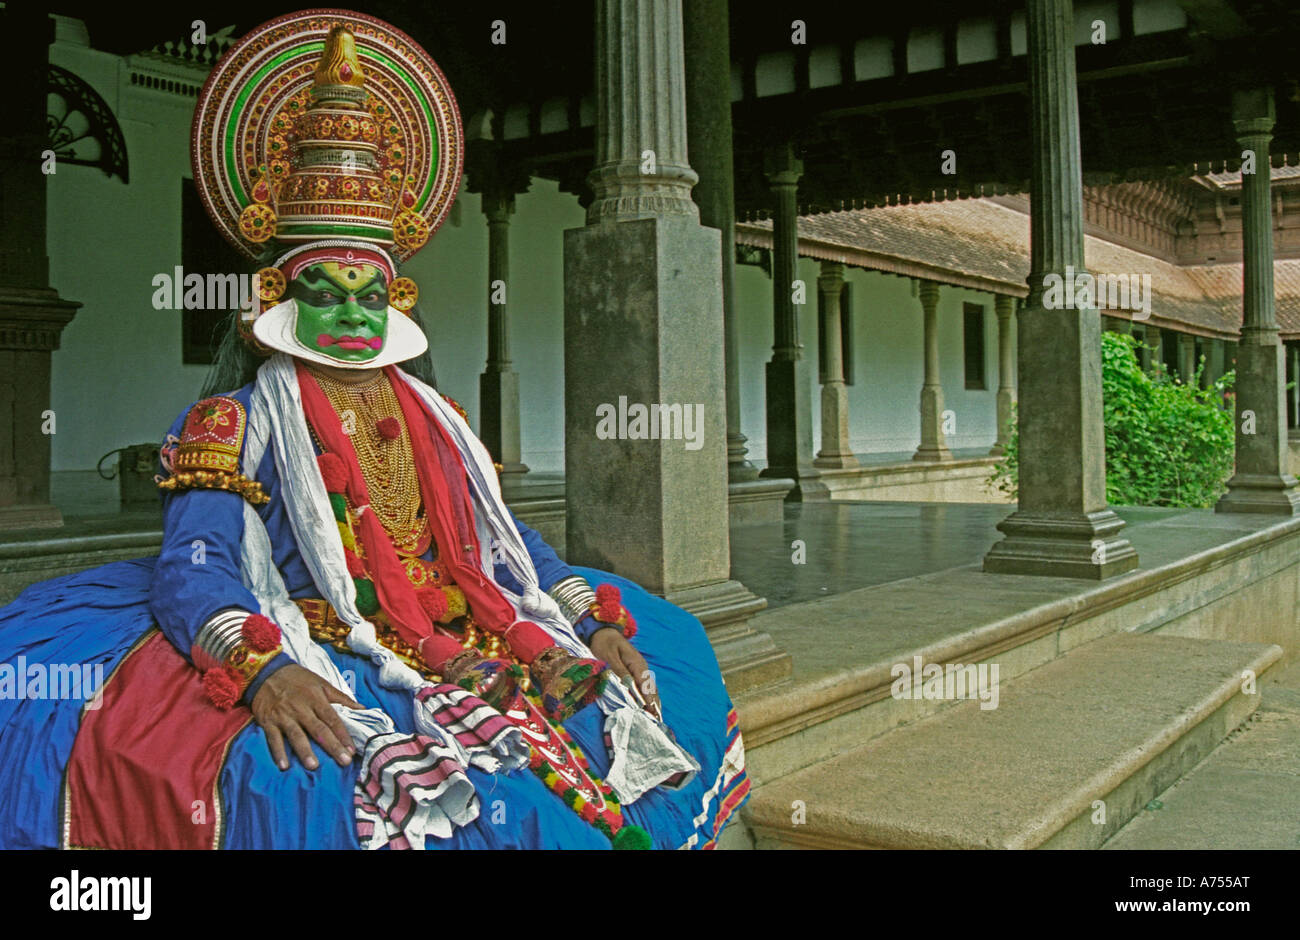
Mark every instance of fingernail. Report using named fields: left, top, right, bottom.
left=338, top=752, right=352, bottom=765
left=306, top=757, right=319, bottom=770
left=278, top=760, right=288, bottom=771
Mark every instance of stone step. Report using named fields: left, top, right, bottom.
left=742, top=633, right=1282, bottom=849
left=1102, top=659, right=1300, bottom=849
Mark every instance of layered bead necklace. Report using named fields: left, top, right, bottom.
left=310, top=369, right=430, bottom=556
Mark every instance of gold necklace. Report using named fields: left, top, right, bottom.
left=311, top=370, right=428, bottom=555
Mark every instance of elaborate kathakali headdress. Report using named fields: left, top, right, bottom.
left=191, top=9, right=463, bottom=366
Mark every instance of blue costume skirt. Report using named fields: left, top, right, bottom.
left=0, top=560, right=747, bottom=849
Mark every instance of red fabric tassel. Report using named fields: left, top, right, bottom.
left=316, top=452, right=349, bottom=494
left=418, top=586, right=448, bottom=621
left=376, top=416, right=402, bottom=440
left=202, top=667, right=241, bottom=710
left=241, top=614, right=281, bottom=652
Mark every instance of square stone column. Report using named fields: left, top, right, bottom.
left=983, top=0, right=1138, bottom=579
left=564, top=0, right=789, bottom=691
left=1216, top=88, right=1300, bottom=515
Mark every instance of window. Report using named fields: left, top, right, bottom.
left=963, top=302, right=986, bottom=390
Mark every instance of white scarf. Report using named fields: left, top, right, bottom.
left=240, top=354, right=696, bottom=842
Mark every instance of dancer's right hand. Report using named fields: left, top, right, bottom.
left=251, top=664, right=361, bottom=771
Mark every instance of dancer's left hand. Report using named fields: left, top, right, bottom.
left=589, top=628, right=662, bottom=721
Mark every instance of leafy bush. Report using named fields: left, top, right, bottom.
left=989, top=331, right=1235, bottom=508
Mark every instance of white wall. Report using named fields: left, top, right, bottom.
left=48, top=40, right=209, bottom=474
left=403, top=179, right=584, bottom=473
left=735, top=260, right=1014, bottom=464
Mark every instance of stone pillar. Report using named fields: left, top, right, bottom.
left=813, top=261, right=858, bottom=468
left=564, top=0, right=788, bottom=690
left=1145, top=323, right=1164, bottom=373
left=1177, top=332, right=1197, bottom=385
left=760, top=142, right=828, bottom=499
left=990, top=294, right=1017, bottom=456
left=913, top=280, right=953, bottom=461
left=683, top=0, right=755, bottom=482
left=0, top=6, right=78, bottom=530
left=1216, top=88, right=1300, bottom=515
left=1207, top=338, right=1226, bottom=387
left=1288, top=342, right=1299, bottom=430
left=467, top=149, right=532, bottom=482
left=983, top=0, right=1138, bottom=578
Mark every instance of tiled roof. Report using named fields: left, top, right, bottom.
left=1195, top=165, right=1300, bottom=189
left=738, top=199, right=1300, bottom=339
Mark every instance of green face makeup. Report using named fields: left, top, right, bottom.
left=291, top=262, right=389, bottom=362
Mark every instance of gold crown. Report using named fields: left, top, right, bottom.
left=237, top=25, right=429, bottom=255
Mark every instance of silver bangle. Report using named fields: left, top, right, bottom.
left=192, top=609, right=251, bottom=672
left=547, top=575, right=596, bottom=625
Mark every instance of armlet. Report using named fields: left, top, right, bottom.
left=156, top=396, right=268, bottom=505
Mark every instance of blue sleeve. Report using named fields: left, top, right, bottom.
left=498, top=509, right=573, bottom=592
left=147, top=404, right=292, bottom=700
left=496, top=510, right=612, bottom=644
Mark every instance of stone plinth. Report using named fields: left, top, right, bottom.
left=0, top=288, right=80, bottom=530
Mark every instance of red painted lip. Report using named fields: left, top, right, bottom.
left=317, top=333, right=383, bottom=350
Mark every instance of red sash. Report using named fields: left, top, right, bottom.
left=296, top=364, right=549, bottom=664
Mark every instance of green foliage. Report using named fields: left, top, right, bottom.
left=989, top=331, right=1236, bottom=508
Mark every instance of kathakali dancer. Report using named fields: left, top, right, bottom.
left=0, top=9, right=748, bottom=849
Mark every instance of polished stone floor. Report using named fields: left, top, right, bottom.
left=729, top=501, right=1010, bottom=611
left=728, top=501, right=1269, bottom=612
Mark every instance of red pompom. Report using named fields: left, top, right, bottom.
left=344, top=550, right=366, bottom=578
left=317, top=453, right=349, bottom=493
left=376, top=417, right=402, bottom=440
left=418, top=586, right=449, bottom=622
left=241, top=614, right=282, bottom=652
left=622, top=612, right=638, bottom=639
left=203, top=667, right=241, bottom=710
left=579, top=802, right=599, bottom=823
left=595, top=583, right=623, bottom=624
